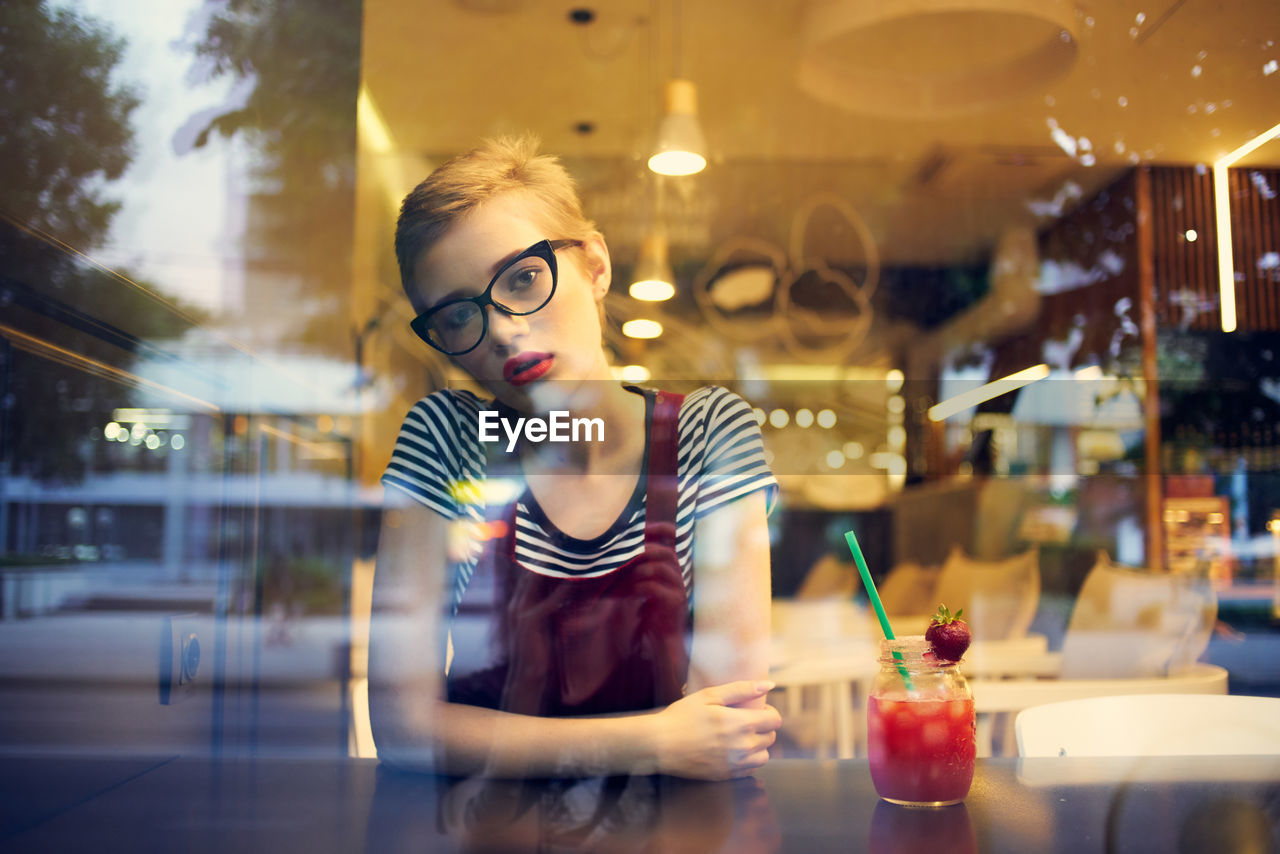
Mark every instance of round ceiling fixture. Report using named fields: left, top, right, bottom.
left=797, top=0, right=1080, bottom=118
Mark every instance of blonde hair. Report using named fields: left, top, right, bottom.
left=395, top=135, right=598, bottom=312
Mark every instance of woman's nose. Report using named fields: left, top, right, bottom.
left=485, top=306, right=530, bottom=353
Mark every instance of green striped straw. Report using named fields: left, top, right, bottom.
left=845, top=530, right=914, bottom=691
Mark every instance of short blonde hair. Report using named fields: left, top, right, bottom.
left=395, top=135, right=598, bottom=312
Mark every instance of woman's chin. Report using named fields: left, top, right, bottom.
left=485, top=369, right=616, bottom=415
left=523, top=379, right=587, bottom=414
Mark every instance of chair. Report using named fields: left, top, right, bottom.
left=877, top=546, right=1041, bottom=642
left=1016, top=694, right=1280, bottom=757
left=878, top=561, right=940, bottom=619
left=1058, top=552, right=1216, bottom=678
left=932, top=545, right=1040, bottom=641
left=967, top=552, right=1225, bottom=755
left=794, top=553, right=859, bottom=600
left=769, top=599, right=876, bottom=759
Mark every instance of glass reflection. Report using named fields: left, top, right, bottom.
left=869, top=801, right=977, bottom=854
left=365, top=770, right=778, bottom=854
left=1, top=0, right=363, bottom=760
left=0, top=0, right=1276, bottom=849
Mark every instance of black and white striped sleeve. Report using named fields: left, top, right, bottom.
left=381, top=391, right=476, bottom=519
left=686, top=387, right=777, bottom=518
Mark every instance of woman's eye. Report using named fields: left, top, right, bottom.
left=440, top=303, right=478, bottom=330
left=508, top=267, right=540, bottom=291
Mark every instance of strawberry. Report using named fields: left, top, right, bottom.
left=925, top=603, right=971, bottom=662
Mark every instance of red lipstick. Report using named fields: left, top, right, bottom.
left=503, top=352, right=553, bottom=386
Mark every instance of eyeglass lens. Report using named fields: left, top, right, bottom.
left=424, top=252, right=556, bottom=353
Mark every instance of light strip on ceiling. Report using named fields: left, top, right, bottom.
left=357, top=85, right=421, bottom=218
left=927, top=364, right=1050, bottom=422
left=1213, top=121, right=1280, bottom=333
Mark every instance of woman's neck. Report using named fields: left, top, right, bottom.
left=517, top=380, right=646, bottom=476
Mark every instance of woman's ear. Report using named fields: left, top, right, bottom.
left=581, top=234, right=611, bottom=301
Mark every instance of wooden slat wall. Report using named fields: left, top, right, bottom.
left=997, top=170, right=1142, bottom=378
left=1150, top=166, right=1216, bottom=330
left=1150, top=165, right=1280, bottom=331
left=1230, top=168, right=1280, bottom=332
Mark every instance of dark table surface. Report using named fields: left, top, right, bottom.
left=2, top=755, right=1278, bottom=853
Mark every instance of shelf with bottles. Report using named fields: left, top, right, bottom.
left=1162, top=496, right=1231, bottom=580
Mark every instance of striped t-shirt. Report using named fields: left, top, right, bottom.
left=381, top=385, right=777, bottom=613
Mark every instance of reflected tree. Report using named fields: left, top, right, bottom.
left=0, top=0, right=136, bottom=257
left=0, top=1, right=199, bottom=485
left=0, top=0, right=137, bottom=251
left=187, top=0, right=362, bottom=354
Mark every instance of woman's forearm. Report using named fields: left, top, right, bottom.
left=372, top=692, right=660, bottom=778
left=371, top=679, right=780, bottom=781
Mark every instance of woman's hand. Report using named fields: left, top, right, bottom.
left=649, top=681, right=782, bottom=780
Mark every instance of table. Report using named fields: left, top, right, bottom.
left=3, top=755, right=1277, bottom=852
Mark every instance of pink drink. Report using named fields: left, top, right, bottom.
left=867, top=694, right=975, bottom=806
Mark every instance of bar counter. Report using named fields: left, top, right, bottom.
left=3, top=755, right=1278, bottom=852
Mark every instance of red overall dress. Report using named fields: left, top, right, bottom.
left=446, top=390, right=690, bottom=716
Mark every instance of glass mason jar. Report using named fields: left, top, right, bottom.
left=867, top=637, right=975, bottom=807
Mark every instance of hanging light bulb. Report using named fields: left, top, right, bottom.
left=630, top=232, right=676, bottom=301
left=648, top=79, right=706, bottom=176
left=622, top=319, right=664, bottom=339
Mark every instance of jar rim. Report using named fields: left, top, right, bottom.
left=877, top=635, right=962, bottom=667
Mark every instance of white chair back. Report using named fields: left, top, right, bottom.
left=1059, top=553, right=1216, bottom=679
left=1016, top=693, right=1280, bottom=757
left=932, top=545, right=1040, bottom=641
left=771, top=598, right=868, bottom=649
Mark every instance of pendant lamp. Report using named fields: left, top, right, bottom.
left=648, top=79, right=706, bottom=176
left=630, top=232, right=676, bottom=301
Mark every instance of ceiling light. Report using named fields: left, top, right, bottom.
left=1213, top=120, right=1280, bottom=332
left=648, top=79, right=707, bottom=176
left=614, top=364, right=652, bottom=383
left=629, top=232, right=676, bottom=301
left=797, top=1, right=1079, bottom=118
left=622, top=319, right=663, bottom=339
left=928, top=363, right=1050, bottom=421
left=630, top=280, right=675, bottom=301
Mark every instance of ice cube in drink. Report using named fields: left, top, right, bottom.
left=867, top=694, right=975, bottom=806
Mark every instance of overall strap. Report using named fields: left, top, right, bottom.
left=643, top=390, right=685, bottom=548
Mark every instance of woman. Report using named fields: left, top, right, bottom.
left=369, top=136, right=780, bottom=780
